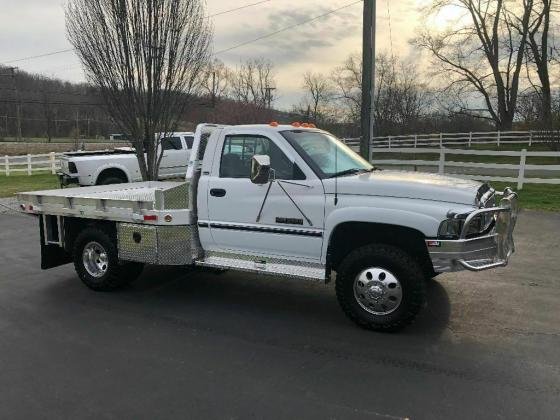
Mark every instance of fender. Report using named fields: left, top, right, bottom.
left=321, top=206, right=442, bottom=264
left=92, top=163, right=133, bottom=185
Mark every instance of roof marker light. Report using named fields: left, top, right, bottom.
left=269, top=121, right=279, bottom=127
left=291, top=122, right=301, bottom=127
left=301, top=123, right=310, bottom=128
left=308, top=123, right=317, bottom=128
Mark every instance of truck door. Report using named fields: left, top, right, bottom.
left=159, top=136, right=188, bottom=177
left=204, top=132, right=325, bottom=261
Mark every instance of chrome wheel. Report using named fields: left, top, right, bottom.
left=82, top=241, right=109, bottom=278
left=353, top=267, right=403, bottom=315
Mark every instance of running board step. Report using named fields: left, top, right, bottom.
left=196, top=252, right=326, bottom=282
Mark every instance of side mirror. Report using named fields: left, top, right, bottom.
left=251, top=155, right=271, bottom=184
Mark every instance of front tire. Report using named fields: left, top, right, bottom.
left=73, top=227, right=143, bottom=291
left=335, top=244, right=426, bottom=332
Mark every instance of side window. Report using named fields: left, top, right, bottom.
left=161, top=137, right=183, bottom=151
left=220, top=135, right=298, bottom=179
left=184, top=136, right=194, bottom=149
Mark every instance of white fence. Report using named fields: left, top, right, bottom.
left=2, top=153, right=62, bottom=176
left=370, top=148, right=560, bottom=189
left=2, top=146, right=560, bottom=191
left=344, top=130, right=560, bottom=149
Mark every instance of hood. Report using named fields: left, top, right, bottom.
left=324, top=170, right=482, bottom=206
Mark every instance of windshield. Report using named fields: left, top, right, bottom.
left=281, top=130, right=373, bottom=178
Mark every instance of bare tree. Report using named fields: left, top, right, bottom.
left=66, top=0, right=212, bottom=180
left=525, top=0, right=558, bottom=127
left=416, top=0, right=534, bottom=130
left=330, top=53, right=431, bottom=134
left=299, top=71, right=333, bottom=122
left=229, top=59, right=276, bottom=109
left=201, top=59, right=231, bottom=108
left=331, top=53, right=362, bottom=124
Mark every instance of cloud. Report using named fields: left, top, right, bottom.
left=0, top=0, right=423, bottom=109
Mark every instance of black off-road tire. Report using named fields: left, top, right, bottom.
left=98, top=176, right=126, bottom=186
left=335, top=244, right=426, bottom=332
left=73, top=227, right=144, bottom=291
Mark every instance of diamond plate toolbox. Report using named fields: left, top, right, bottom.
left=117, top=223, right=195, bottom=265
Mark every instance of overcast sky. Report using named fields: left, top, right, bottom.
left=0, top=0, right=427, bottom=109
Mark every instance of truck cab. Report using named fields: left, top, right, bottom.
left=18, top=123, right=518, bottom=332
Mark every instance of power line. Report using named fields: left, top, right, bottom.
left=214, top=0, right=363, bottom=56
left=0, top=0, right=278, bottom=65
left=210, top=0, right=273, bottom=18
left=2, top=49, right=75, bottom=65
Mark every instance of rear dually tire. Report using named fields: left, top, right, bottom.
left=73, top=227, right=143, bottom=291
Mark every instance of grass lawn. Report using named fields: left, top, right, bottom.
left=1, top=173, right=558, bottom=212
left=0, top=173, right=59, bottom=198
left=490, top=182, right=560, bottom=212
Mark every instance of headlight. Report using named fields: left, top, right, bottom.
left=438, top=218, right=463, bottom=239
left=438, top=213, right=495, bottom=239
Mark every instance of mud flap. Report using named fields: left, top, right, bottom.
left=39, top=215, right=72, bottom=269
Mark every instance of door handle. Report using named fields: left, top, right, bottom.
left=210, top=188, right=227, bottom=197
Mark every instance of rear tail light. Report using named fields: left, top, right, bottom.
left=143, top=215, right=157, bottom=221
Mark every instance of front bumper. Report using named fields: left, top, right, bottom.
left=57, top=172, right=79, bottom=187
left=427, top=189, right=519, bottom=272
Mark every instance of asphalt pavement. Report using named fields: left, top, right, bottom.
left=0, top=208, right=559, bottom=419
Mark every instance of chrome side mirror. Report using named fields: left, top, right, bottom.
left=251, top=155, right=271, bottom=184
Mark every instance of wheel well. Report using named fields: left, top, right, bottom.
left=96, top=168, right=128, bottom=184
left=327, top=222, right=434, bottom=276
left=62, top=217, right=116, bottom=254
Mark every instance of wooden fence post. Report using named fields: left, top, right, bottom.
left=4, top=155, right=9, bottom=176
left=468, top=132, right=472, bottom=148
left=529, top=131, right=532, bottom=147
left=388, top=136, right=392, bottom=149
left=517, top=149, right=527, bottom=190
left=49, top=152, right=56, bottom=175
left=27, top=154, right=32, bottom=176
left=497, top=131, right=500, bottom=147
left=414, top=134, right=417, bottom=149
left=438, top=149, right=445, bottom=175
left=439, top=132, right=443, bottom=148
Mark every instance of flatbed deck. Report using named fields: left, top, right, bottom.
left=17, top=182, right=193, bottom=225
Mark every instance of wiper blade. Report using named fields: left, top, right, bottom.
left=329, top=168, right=372, bottom=178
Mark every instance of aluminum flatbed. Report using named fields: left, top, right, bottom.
left=17, top=181, right=193, bottom=225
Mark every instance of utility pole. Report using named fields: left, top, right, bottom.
left=211, top=71, right=217, bottom=108
left=75, top=110, right=80, bottom=150
left=264, top=86, right=276, bottom=109
left=10, top=67, right=22, bottom=141
left=360, top=0, right=376, bottom=160
left=0, top=67, right=22, bottom=141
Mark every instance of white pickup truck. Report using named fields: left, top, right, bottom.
left=58, top=132, right=194, bottom=186
left=18, top=123, right=518, bottom=331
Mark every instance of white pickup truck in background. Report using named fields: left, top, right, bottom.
left=58, top=132, right=194, bottom=186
